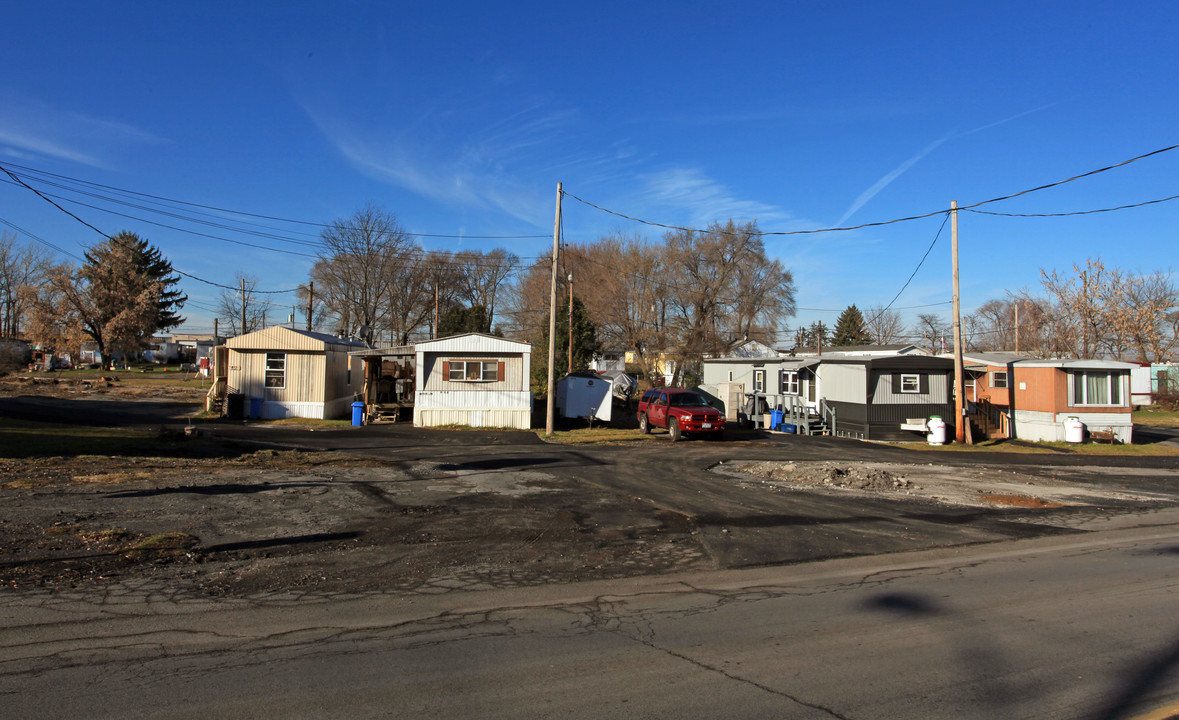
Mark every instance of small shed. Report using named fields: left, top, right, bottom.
left=414, top=333, right=533, bottom=429
left=556, top=373, right=613, bottom=423
left=224, top=326, right=366, bottom=420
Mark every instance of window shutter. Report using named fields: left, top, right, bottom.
left=443, top=360, right=450, bottom=378
left=919, top=374, right=929, bottom=394
left=498, top=361, right=505, bottom=382
left=891, top=373, right=901, bottom=393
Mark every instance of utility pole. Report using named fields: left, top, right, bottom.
left=567, top=272, right=574, bottom=375
left=213, top=318, right=219, bottom=343
left=240, top=277, right=246, bottom=335
left=307, top=281, right=314, bottom=332
left=951, top=201, right=967, bottom=444
left=1014, top=300, right=1020, bottom=354
left=434, top=283, right=439, bottom=340
left=546, top=183, right=562, bottom=437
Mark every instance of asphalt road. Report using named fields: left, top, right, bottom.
left=5, top=517, right=1179, bottom=719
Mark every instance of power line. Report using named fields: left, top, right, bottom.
left=562, top=141, right=1179, bottom=237
left=0, top=163, right=300, bottom=294
left=963, top=192, right=1179, bottom=217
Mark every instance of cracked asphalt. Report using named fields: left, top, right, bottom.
left=5, top=396, right=1179, bottom=717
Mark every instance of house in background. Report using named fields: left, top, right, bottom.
left=223, top=326, right=366, bottom=419
left=414, top=333, right=533, bottom=429
left=171, top=332, right=221, bottom=363
left=590, top=350, right=626, bottom=373
left=1006, top=359, right=1136, bottom=443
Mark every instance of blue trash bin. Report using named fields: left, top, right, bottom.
left=770, top=409, right=785, bottom=430
left=351, top=401, right=365, bottom=426
left=248, top=397, right=262, bottom=419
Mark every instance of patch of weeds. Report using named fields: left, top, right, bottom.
left=124, top=532, right=199, bottom=558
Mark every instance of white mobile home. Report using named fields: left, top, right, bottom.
left=413, top=333, right=533, bottom=429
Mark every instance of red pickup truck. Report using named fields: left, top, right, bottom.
left=637, top=388, right=726, bottom=441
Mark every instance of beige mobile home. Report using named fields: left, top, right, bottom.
left=225, top=326, right=366, bottom=420
left=414, top=333, right=532, bottom=429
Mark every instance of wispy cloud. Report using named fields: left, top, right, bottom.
left=836, top=133, right=952, bottom=227
left=0, top=90, right=164, bottom=169
left=959, top=103, right=1059, bottom=138
left=639, top=167, right=794, bottom=228
left=835, top=104, right=1058, bottom=227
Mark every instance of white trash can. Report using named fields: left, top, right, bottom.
left=927, top=415, right=947, bottom=445
left=1064, top=416, right=1085, bottom=443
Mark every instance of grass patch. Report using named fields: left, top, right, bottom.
left=542, top=427, right=666, bottom=445
left=901, top=438, right=1179, bottom=456
left=0, top=417, right=167, bottom=458
left=124, top=532, right=199, bottom=557
left=257, top=417, right=353, bottom=428
left=1134, top=408, right=1179, bottom=428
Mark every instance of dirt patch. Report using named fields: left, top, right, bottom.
left=720, top=460, right=1171, bottom=509
left=0, top=455, right=708, bottom=596
left=980, top=494, right=1066, bottom=509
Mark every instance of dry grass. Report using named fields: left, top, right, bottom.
left=1134, top=408, right=1179, bottom=428
left=902, top=438, right=1179, bottom=456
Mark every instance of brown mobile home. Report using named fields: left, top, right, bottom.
left=225, top=326, right=366, bottom=420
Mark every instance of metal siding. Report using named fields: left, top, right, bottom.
left=872, top=371, right=950, bottom=405
left=416, top=334, right=531, bottom=355
left=818, top=364, right=867, bottom=403
left=423, top=353, right=526, bottom=392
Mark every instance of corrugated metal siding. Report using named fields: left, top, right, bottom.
left=819, top=364, right=867, bottom=403
left=421, top=354, right=526, bottom=392
left=415, top=408, right=531, bottom=430
left=416, top=390, right=531, bottom=409
left=871, top=371, right=950, bottom=405
left=228, top=349, right=361, bottom=406
left=416, top=334, right=531, bottom=355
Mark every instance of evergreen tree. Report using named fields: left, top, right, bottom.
left=530, top=296, right=601, bottom=395
left=437, top=304, right=491, bottom=336
left=74, top=232, right=186, bottom=367
left=831, top=304, right=872, bottom=346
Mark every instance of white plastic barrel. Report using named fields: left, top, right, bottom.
left=1064, top=416, right=1085, bottom=443
left=927, top=415, right=947, bottom=445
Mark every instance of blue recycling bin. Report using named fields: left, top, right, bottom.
left=248, top=397, right=262, bottom=419
left=351, top=401, right=365, bottom=426
left=770, top=409, right=785, bottom=430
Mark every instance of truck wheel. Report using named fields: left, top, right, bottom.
left=639, top=414, right=650, bottom=434
left=669, top=417, right=681, bottom=442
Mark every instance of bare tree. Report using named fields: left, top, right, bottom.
left=911, top=313, right=950, bottom=354
left=864, top=305, right=905, bottom=345
left=216, top=273, right=266, bottom=336
left=311, top=204, right=415, bottom=343
left=453, top=248, right=519, bottom=332
left=0, top=232, right=54, bottom=339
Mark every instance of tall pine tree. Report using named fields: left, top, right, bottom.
left=831, top=304, right=872, bottom=346
left=75, top=232, right=186, bottom=367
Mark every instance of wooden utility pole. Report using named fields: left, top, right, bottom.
left=545, top=183, right=562, bottom=437
left=213, top=318, right=219, bottom=343
left=951, top=201, right=968, bottom=444
left=1014, top=300, right=1020, bottom=354
left=567, top=273, right=574, bottom=375
left=434, top=284, right=439, bottom=339
left=240, top=277, right=246, bottom=335
left=307, top=281, right=314, bottom=332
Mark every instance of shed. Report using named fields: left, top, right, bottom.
left=224, top=326, right=366, bottom=420
left=556, top=373, right=613, bottom=423
left=413, top=333, right=533, bottom=429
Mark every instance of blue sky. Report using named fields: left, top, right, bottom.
left=2, top=1, right=1176, bottom=340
